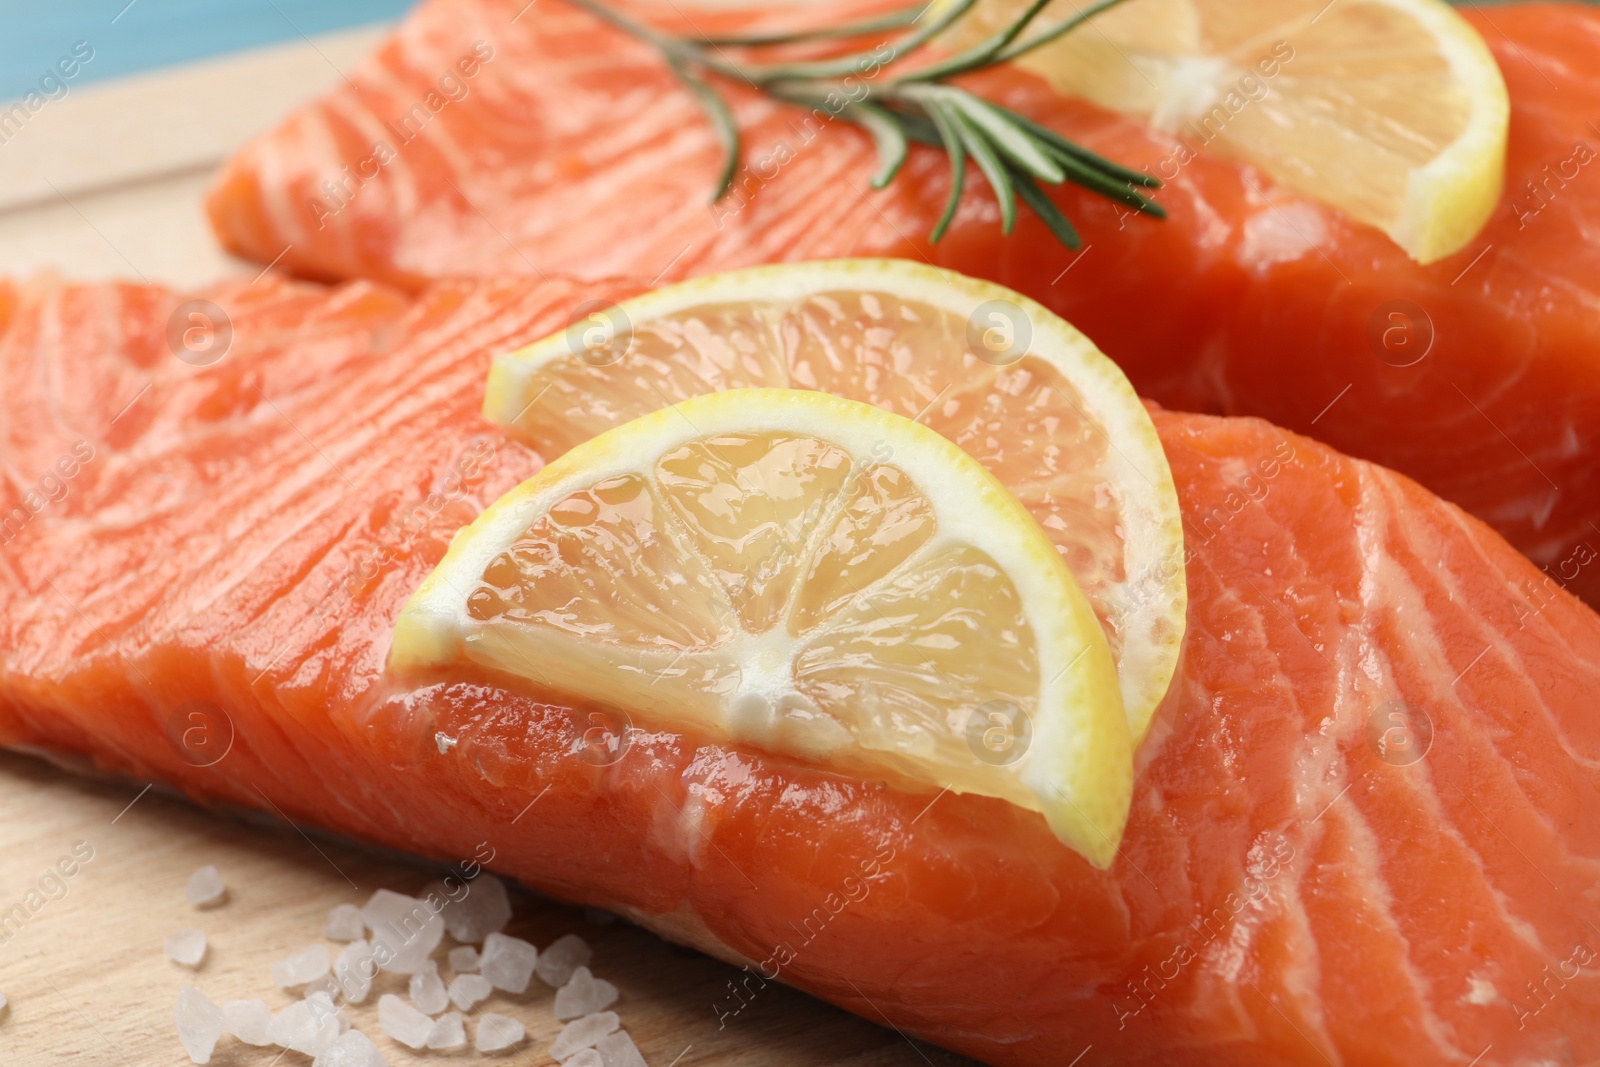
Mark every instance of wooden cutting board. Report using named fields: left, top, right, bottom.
left=0, top=750, right=978, bottom=1066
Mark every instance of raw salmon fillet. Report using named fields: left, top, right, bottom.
left=205, top=0, right=1600, bottom=607
left=1, top=274, right=1597, bottom=1067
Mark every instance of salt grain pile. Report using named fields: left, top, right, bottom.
left=171, top=871, right=652, bottom=1065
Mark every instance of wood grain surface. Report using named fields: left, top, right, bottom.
left=0, top=750, right=980, bottom=1066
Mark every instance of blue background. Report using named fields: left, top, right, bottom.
left=0, top=0, right=417, bottom=102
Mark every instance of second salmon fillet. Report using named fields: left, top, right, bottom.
left=205, top=0, right=1600, bottom=608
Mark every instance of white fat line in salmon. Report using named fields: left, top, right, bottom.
left=710, top=41, right=897, bottom=230
left=1514, top=534, right=1599, bottom=630
left=308, top=41, right=497, bottom=230
left=1111, top=833, right=1296, bottom=1030
left=0, top=440, right=97, bottom=547
left=1509, top=927, right=1600, bottom=1031
left=0, top=839, right=95, bottom=947
left=712, top=842, right=897, bottom=1030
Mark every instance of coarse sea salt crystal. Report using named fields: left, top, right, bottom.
left=562, top=1050, right=604, bottom=1067
left=448, top=944, right=480, bottom=973
left=311, top=1028, right=389, bottom=1067
left=433, top=873, right=513, bottom=943
left=549, top=1011, right=619, bottom=1060
left=377, top=993, right=432, bottom=1050
left=334, top=940, right=375, bottom=1004
left=362, top=889, right=444, bottom=974
left=474, top=1012, right=525, bottom=1053
left=409, top=960, right=449, bottom=1015
left=272, top=943, right=332, bottom=988
left=448, top=972, right=489, bottom=1017
left=267, top=992, right=345, bottom=1056
left=447, top=972, right=493, bottom=1011
left=536, top=933, right=593, bottom=988
left=164, top=927, right=207, bottom=968
left=185, top=866, right=226, bottom=908
left=304, top=974, right=340, bottom=1000
left=223, top=999, right=273, bottom=1046
left=324, top=903, right=366, bottom=941
left=597, top=1029, right=650, bottom=1067
left=426, top=1011, right=467, bottom=1050
left=480, top=931, right=538, bottom=994
left=0, top=989, right=8, bottom=1014
left=555, top=966, right=618, bottom=1020
left=175, top=987, right=224, bottom=1064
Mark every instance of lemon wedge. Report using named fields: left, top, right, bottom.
left=946, top=0, right=1509, bottom=263
left=482, top=259, right=1185, bottom=744
left=392, top=388, right=1132, bottom=866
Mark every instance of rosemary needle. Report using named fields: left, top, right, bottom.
left=574, top=0, right=1161, bottom=249
left=667, top=56, right=742, bottom=202
left=693, top=8, right=923, bottom=49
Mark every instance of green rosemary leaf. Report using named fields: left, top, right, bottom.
left=667, top=58, right=742, bottom=202
left=850, top=103, right=912, bottom=189
left=740, top=0, right=980, bottom=83
left=901, top=0, right=1060, bottom=82
left=1048, top=146, right=1167, bottom=216
left=934, top=87, right=1065, bottom=184
left=995, top=0, right=1134, bottom=65
left=695, top=7, right=922, bottom=49
left=1005, top=110, right=1160, bottom=188
left=892, top=109, right=944, bottom=147
left=925, top=101, right=969, bottom=243
left=1013, top=169, right=1082, bottom=248
left=950, top=109, right=1017, bottom=234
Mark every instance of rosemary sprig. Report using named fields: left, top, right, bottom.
left=569, top=0, right=1162, bottom=249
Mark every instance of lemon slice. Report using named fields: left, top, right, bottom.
left=393, top=389, right=1132, bottom=865
left=482, top=259, right=1185, bottom=744
left=946, top=0, right=1508, bottom=263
